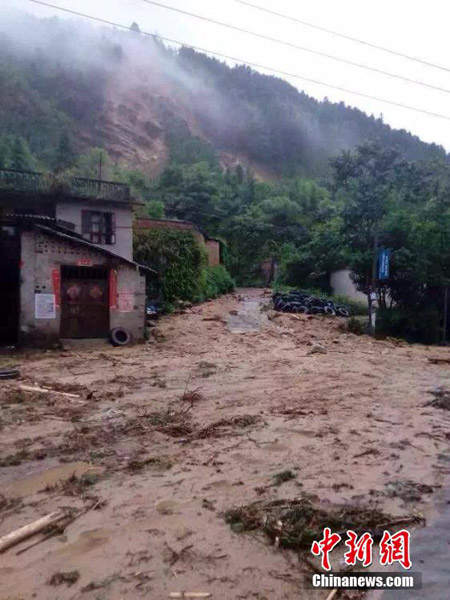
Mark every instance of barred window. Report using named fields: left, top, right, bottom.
left=81, top=210, right=116, bottom=245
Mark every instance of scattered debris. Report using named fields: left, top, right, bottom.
left=225, top=497, right=423, bottom=548
left=181, top=388, right=205, bottom=405
left=353, top=448, right=380, bottom=459
left=272, top=470, right=296, bottom=486
left=81, top=574, right=122, bottom=592
left=425, top=388, right=450, bottom=410
left=48, top=570, right=80, bottom=587
left=428, top=357, right=450, bottom=365
left=385, top=480, right=434, bottom=503
left=307, top=343, right=327, bottom=355
left=127, top=456, right=172, bottom=472
left=195, top=415, right=261, bottom=439
left=45, top=472, right=101, bottom=497
left=164, top=542, right=194, bottom=566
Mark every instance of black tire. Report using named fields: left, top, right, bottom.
left=0, top=368, right=20, bottom=380
left=324, top=306, right=335, bottom=316
left=110, top=327, right=131, bottom=346
left=336, top=307, right=350, bottom=317
left=295, top=305, right=308, bottom=313
left=289, top=302, right=304, bottom=313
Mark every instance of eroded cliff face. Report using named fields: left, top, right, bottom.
left=56, top=39, right=279, bottom=179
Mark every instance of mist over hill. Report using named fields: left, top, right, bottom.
left=0, top=9, right=447, bottom=179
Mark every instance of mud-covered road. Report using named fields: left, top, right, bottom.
left=1, top=289, right=449, bottom=599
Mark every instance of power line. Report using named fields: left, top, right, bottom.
left=138, top=0, right=450, bottom=95
left=235, top=0, right=450, bottom=75
left=26, top=0, right=450, bottom=122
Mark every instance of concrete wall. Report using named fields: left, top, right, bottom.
left=330, top=269, right=367, bottom=302
left=19, top=229, right=146, bottom=346
left=56, top=201, right=133, bottom=260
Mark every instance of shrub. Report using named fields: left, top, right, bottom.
left=134, top=229, right=205, bottom=304
left=346, top=316, right=365, bottom=335
left=134, top=229, right=234, bottom=307
left=376, top=307, right=441, bottom=344
left=202, top=265, right=235, bottom=299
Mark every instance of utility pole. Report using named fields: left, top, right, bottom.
left=368, top=230, right=379, bottom=336
left=444, top=285, right=448, bottom=345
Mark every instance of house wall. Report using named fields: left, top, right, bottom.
left=330, top=269, right=367, bottom=302
left=205, top=240, right=220, bottom=267
left=56, top=201, right=133, bottom=260
left=19, top=229, right=145, bottom=346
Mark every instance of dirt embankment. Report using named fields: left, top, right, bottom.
left=0, top=289, right=449, bottom=599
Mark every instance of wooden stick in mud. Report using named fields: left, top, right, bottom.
left=0, top=511, right=66, bottom=553
left=19, top=385, right=81, bottom=399
left=325, top=590, right=338, bottom=600
left=169, top=594, right=212, bottom=599
left=15, top=500, right=101, bottom=556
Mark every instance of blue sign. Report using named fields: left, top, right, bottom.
left=378, top=248, right=391, bottom=280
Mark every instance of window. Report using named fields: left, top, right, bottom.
left=81, top=210, right=116, bottom=245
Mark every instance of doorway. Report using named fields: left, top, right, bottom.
left=60, top=266, right=109, bottom=338
left=0, top=226, right=20, bottom=345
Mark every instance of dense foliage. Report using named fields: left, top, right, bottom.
left=133, top=229, right=206, bottom=304
left=133, top=229, right=234, bottom=306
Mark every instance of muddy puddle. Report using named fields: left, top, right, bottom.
left=227, top=297, right=268, bottom=333
left=4, top=462, right=101, bottom=498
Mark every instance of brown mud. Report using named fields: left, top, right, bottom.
left=0, top=288, right=449, bottom=599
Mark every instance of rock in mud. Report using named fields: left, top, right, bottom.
left=307, top=343, right=327, bottom=355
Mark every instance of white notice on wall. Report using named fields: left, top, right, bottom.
left=35, top=293, right=56, bottom=319
left=118, top=291, right=134, bottom=312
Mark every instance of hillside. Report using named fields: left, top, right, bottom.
left=0, top=10, right=447, bottom=179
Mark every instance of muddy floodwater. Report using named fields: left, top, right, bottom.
left=0, top=289, right=449, bottom=599
left=380, top=459, right=450, bottom=599
left=227, top=295, right=268, bottom=333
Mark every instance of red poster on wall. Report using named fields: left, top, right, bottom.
left=52, top=268, right=61, bottom=308
left=77, top=258, right=92, bottom=267
left=109, top=269, right=118, bottom=309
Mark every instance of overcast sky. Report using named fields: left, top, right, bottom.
left=6, top=0, right=450, bottom=151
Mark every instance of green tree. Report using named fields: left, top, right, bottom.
left=53, top=131, right=75, bottom=172
left=10, top=136, right=36, bottom=170
left=331, top=142, right=401, bottom=326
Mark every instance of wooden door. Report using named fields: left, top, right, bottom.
left=60, top=269, right=109, bottom=338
